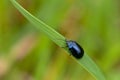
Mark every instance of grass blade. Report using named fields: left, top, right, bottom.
left=10, top=0, right=106, bottom=80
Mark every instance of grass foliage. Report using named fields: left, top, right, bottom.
left=0, top=0, right=120, bottom=80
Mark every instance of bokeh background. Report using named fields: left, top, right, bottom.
left=0, top=0, right=120, bottom=80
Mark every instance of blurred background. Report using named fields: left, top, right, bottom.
left=0, top=0, right=120, bottom=80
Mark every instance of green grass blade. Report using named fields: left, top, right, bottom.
left=10, top=0, right=106, bottom=80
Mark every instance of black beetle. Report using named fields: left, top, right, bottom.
left=66, top=40, right=84, bottom=59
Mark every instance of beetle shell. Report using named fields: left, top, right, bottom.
left=66, top=40, right=84, bottom=59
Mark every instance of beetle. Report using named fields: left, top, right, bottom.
left=66, top=40, right=84, bottom=59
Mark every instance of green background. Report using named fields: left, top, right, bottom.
left=0, top=0, right=120, bottom=80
